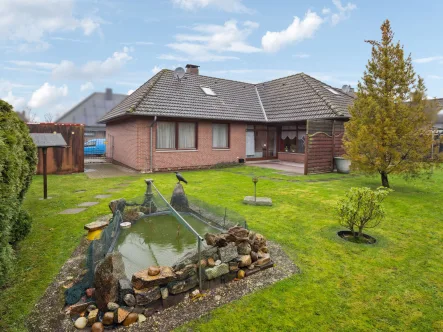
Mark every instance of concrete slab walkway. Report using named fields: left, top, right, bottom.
left=246, top=160, right=304, bottom=174
left=84, top=163, right=137, bottom=179
left=59, top=208, right=86, bottom=215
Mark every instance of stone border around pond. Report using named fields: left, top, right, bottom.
left=26, top=220, right=299, bottom=332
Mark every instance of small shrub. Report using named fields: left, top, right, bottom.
left=337, top=187, right=392, bottom=239
left=10, top=208, right=33, bottom=243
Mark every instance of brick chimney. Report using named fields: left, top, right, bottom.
left=185, top=64, right=200, bottom=75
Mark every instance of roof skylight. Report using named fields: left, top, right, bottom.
left=201, top=86, right=216, bottom=96
left=324, top=86, right=340, bottom=95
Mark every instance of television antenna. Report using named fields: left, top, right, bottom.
left=173, top=67, right=185, bottom=81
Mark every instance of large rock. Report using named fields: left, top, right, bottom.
left=218, top=243, right=238, bottom=263
left=91, top=322, right=104, bottom=332
left=228, top=226, right=249, bottom=239
left=168, top=275, right=198, bottom=295
left=124, top=293, right=136, bottom=307
left=238, top=255, right=252, bottom=267
left=87, top=309, right=99, bottom=326
left=109, top=198, right=126, bottom=214
left=173, top=245, right=218, bottom=270
left=134, top=286, right=161, bottom=306
left=170, top=183, right=189, bottom=212
left=94, top=252, right=126, bottom=311
left=84, top=220, right=109, bottom=231
left=132, top=266, right=176, bottom=289
left=148, top=266, right=160, bottom=276
left=102, top=312, right=114, bottom=325
left=123, top=313, right=139, bottom=327
left=205, top=263, right=229, bottom=280
left=237, top=241, right=251, bottom=255
left=175, top=264, right=197, bottom=281
left=116, top=307, right=131, bottom=324
left=252, top=234, right=267, bottom=252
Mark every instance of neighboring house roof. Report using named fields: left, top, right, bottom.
left=57, top=90, right=127, bottom=128
left=99, top=70, right=354, bottom=124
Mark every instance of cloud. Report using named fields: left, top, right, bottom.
left=8, top=60, right=57, bottom=70
left=293, top=53, right=310, bottom=58
left=80, top=82, right=94, bottom=91
left=330, top=0, right=357, bottom=26
left=2, top=91, right=26, bottom=110
left=152, top=66, right=162, bottom=74
left=262, top=11, right=323, bottom=52
left=28, top=82, right=68, bottom=108
left=171, top=0, right=252, bottom=13
left=322, top=8, right=331, bottom=14
left=127, top=89, right=135, bottom=95
left=0, top=0, right=102, bottom=50
left=162, top=20, right=260, bottom=62
left=121, top=41, right=154, bottom=46
left=413, top=56, right=443, bottom=64
left=51, top=37, right=90, bottom=43
left=52, top=47, right=133, bottom=80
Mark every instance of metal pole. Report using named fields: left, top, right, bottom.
left=254, top=182, right=256, bottom=202
left=43, top=147, right=48, bottom=199
left=198, top=238, right=202, bottom=290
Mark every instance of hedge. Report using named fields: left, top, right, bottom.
left=0, top=100, right=37, bottom=287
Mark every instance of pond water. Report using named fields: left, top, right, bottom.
left=115, top=214, right=221, bottom=279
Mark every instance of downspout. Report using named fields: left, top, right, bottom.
left=149, top=116, right=157, bottom=173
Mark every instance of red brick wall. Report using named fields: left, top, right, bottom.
left=277, top=152, right=305, bottom=163
left=106, top=118, right=246, bottom=172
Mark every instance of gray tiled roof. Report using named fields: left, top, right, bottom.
left=99, top=70, right=354, bottom=124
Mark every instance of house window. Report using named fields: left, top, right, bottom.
left=201, top=86, right=216, bottom=96
left=156, top=121, right=197, bottom=150
left=212, top=123, right=229, bottom=148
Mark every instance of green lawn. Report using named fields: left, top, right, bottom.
left=1, top=167, right=442, bottom=331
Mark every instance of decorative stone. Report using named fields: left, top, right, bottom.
left=218, top=243, right=238, bottom=263
left=200, top=259, right=207, bottom=268
left=161, top=287, right=169, bottom=299
left=228, top=226, right=249, bottom=239
left=256, top=257, right=271, bottom=266
left=205, top=263, right=229, bottom=280
left=107, top=302, right=119, bottom=311
left=84, top=220, right=108, bottom=231
left=91, top=322, right=104, bottom=332
left=124, top=293, right=136, bottom=307
left=214, top=259, right=221, bottom=266
left=109, top=198, right=126, bottom=214
left=175, top=264, right=197, bottom=281
left=168, top=275, right=198, bottom=295
left=205, top=233, right=217, bottom=246
left=123, top=313, right=139, bottom=326
left=138, top=314, right=147, bottom=323
left=243, top=196, right=272, bottom=206
left=134, top=286, right=161, bottom=306
left=67, top=302, right=91, bottom=316
left=247, top=264, right=255, bottom=270
left=173, top=245, right=218, bottom=270
left=87, top=309, right=98, bottom=326
left=214, top=295, right=221, bottom=301
left=252, top=234, right=267, bottom=252
left=258, top=251, right=270, bottom=259
left=118, top=279, right=133, bottom=302
left=250, top=251, right=258, bottom=262
left=237, top=270, right=245, bottom=279
left=261, top=246, right=269, bottom=253
left=102, top=312, right=114, bottom=325
left=94, top=252, right=125, bottom=311
left=132, top=266, right=176, bottom=289
left=117, top=307, right=131, bottom=324
left=148, top=266, right=160, bottom=276
left=170, top=183, right=189, bottom=211
left=237, top=255, right=252, bottom=267
left=74, top=316, right=87, bottom=329
left=207, top=257, right=215, bottom=267
left=86, top=288, right=95, bottom=298
left=86, top=304, right=97, bottom=312
left=229, top=261, right=239, bottom=272
left=191, top=289, right=200, bottom=297
left=237, top=241, right=251, bottom=255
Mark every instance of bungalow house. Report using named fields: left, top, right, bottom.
left=99, top=65, right=355, bottom=174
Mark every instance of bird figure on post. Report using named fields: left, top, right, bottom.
left=175, top=172, right=188, bottom=184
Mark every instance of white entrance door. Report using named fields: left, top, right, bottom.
left=246, top=131, right=255, bottom=157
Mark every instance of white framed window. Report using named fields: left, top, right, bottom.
left=212, top=123, right=229, bottom=148
left=157, top=122, right=176, bottom=149
left=201, top=86, right=216, bottom=96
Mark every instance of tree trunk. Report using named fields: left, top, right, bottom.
left=381, top=172, right=390, bottom=188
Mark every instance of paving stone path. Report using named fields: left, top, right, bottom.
left=95, top=194, right=112, bottom=199
left=78, top=202, right=99, bottom=207
left=59, top=208, right=86, bottom=215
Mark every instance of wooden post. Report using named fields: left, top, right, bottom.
left=43, top=147, right=48, bottom=199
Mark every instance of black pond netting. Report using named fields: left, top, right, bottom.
left=65, top=180, right=247, bottom=305
left=65, top=211, right=122, bottom=305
